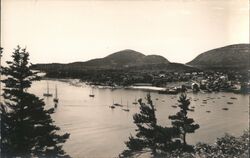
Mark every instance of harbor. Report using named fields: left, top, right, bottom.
left=29, top=79, right=249, bottom=158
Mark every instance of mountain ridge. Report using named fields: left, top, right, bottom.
left=33, top=49, right=176, bottom=71
left=187, top=44, right=250, bottom=69
left=68, top=49, right=170, bottom=68
left=32, top=44, right=250, bottom=72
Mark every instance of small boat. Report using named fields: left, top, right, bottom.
left=114, top=103, right=122, bottom=107
left=89, top=88, right=95, bottom=97
left=158, top=88, right=178, bottom=95
left=110, top=100, right=116, bottom=109
left=113, top=98, right=123, bottom=107
left=120, top=98, right=124, bottom=106
left=132, top=101, right=138, bottom=105
left=230, top=97, right=237, bottom=100
left=43, top=82, right=53, bottom=97
left=132, top=97, right=138, bottom=105
left=53, top=85, right=59, bottom=103
left=122, top=101, right=130, bottom=112
left=123, top=108, right=129, bottom=112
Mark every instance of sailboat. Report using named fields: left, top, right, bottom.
left=53, top=85, right=59, bottom=103
left=114, top=98, right=123, bottom=107
left=110, top=99, right=115, bottom=109
left=122, top=101, right=130, bottom=112
left=132, top=97, right=138, bottom=105
left=43, top=82, right=53, bottom=97
left=89, top=88, right=95, bottom=97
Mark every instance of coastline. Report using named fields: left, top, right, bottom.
left=40, top=77, right=249, bottom=94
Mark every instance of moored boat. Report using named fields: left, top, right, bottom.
left=43, top=82, right=53, bottom=97
left=158, top=88, right=178, bottom=95
left=53, top=85, right=59, bottom=103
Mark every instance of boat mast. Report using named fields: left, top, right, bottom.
left=47, top=82, right=49, bottom=94
left=55, top=85, right=57, bottom=99
left=90, top=87, right=93, bottom=95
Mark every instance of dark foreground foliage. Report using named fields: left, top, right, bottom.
left=169, top=93, right=199, bottom=146
left=0, top=46, right=70, bottom=157
left=194, top=131, right=249, bottom=158
left=120, top=94, right=180, bottom=157
left=121, top=130, right=249, bottom=158
left=120, top=92, right=248, bottom=158
left=120, top=93, right=199, bottom=157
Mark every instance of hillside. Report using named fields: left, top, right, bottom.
left=187, top=44, right=250, bottom=69
left=32, top=49, right=189, bottom=72
left=75, top=49, right=145, bottom=68
left=141, top=55, right=169, bottom=64
left=68, top=49, right=170, bottom=69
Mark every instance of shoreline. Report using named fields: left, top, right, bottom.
left=40, top=78, right=249, bottom=94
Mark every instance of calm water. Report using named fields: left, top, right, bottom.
left=29, top=80, right=249, bottom=158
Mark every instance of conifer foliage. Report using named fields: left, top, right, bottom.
left=0, top=46, right=70, bottom=157
left=169, top=93, right=199, bottom=147
left=120, top=94, right=178, bottom=157
left=121, top=92, right=200, bottom=157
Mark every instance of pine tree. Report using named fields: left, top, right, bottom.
left=120, top=93, right=177, bottom=157
left=169, top=93, right=199, bottom=149
left=0, top=46, right=70, bottom=157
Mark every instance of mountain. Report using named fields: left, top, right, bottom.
left=32, top=49, right=189, bottom=72
left=187, top=44, right=250, bottom=70
left=141, top=55, right=169, bottom=64
left=79, top=49, right=145, bottom=68
left=67, top=49, right=170, bottom=69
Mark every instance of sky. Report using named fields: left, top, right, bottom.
left=1, top=0, right=249, bottom=64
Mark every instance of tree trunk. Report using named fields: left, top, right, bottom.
left=183, top=133, right=186, bottom=145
